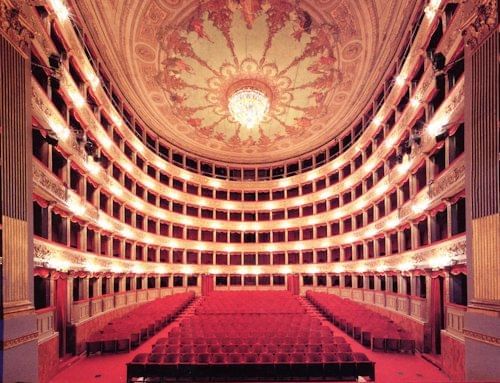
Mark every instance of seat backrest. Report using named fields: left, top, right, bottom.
left=291, top=353, right=306, bottom=363
left=322, top=353, right=337, bottom=363
left=259, top=353, right=274, bottom=363
left=164, top=354, right=179, bottom=363
left=276, top=353, right=289, bottom=363
left=179, top=353, right=193, bottom=363
left=211, top=353, right=226, bottom=363
left=307, top=353, right=322, bottom=362
left=148, top=354, right=162, bottom=363
left=196, top=353, right=210, bottom=363
left=227, top=353, right=242, bottom=363
left=244, top=353, right=258, bottom=363
left=132, top=353, right=149, bottom=363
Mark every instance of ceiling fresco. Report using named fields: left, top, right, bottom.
left=72, top=0, right=418, bottom=164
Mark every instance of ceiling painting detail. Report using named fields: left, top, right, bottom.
left=72, top=0, right=417, bottom=163
left=155, top=0, right=341, bottom=154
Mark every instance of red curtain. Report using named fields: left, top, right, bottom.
left=201, top=274, right=214, bottom=296
left=287, top=274, right=300, bottom=295
left=55, top=277, right=68, bottom=356
left=430, top=275, right=444, bottom=353
left=450, top=263, right=467, bottom=275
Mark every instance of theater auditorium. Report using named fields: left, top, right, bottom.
left=0, top=0, right=498, bottom=382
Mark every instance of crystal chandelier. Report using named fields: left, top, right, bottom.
left=228, top=88, right=270, bottom=129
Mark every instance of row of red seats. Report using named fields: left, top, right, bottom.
left=306, top=291, right=416, bottom=353
left=86, top=292, right=195, bottom=354
left=195, top=291, right=306, bottom=314
left=151, top=342, right=353, bottom=355
left=128, top=350, right=375, bottom=381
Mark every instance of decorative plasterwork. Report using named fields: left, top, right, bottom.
left=463, top=329, right=500, bottom=347
left=30, top=72, right=465, bottom=213
left=1, top=332, right=39, bottom=350
left=33, top=235, right=466, bottom=276
left=0, top=1, right=34, bottom=54
left=427, top=163, right=466, bottom=199
left=33, top=166, right=67, bottom=201
left=71, top=0, right=417, bottom=164
left=32, top=153, right=465, bottom=252
left=30, top=0, right=473, bottom=189
left=461, top=0, right=497, bottom=49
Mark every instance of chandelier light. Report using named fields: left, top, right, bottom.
left=228, top=88, right=270, bottom=129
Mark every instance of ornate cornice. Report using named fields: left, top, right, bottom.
left=0, top=2, right=34, bottom=54
left=33, top=234, right=466, bottom=276
left=462, top=0, right=498, bottom=50
left=1, top=331, right=38, bottom=350
left=463, top=329, right=500, bottom=347
left=428, top=163, right=466, bottom=199
left=33, top=166, right=67, bottom=201
left=398, top=158, right=465, bottom=221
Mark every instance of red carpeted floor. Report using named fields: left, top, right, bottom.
left=50, top=296, right=451, bottom=383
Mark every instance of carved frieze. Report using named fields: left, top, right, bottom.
left=444, top=86, right=465, bottom=115
left=428, top=163, right=465, bottom=199
left=32, top=88, right=53, bottom=118
left=1, top=331, right=38, bottom=350
left=462, top=0, right=497, bottom=49
left=33, top=166, right=67, bottom=201
left=33, top=242, right=52, bottom=263
left=0, top=2, right=34, bottom=53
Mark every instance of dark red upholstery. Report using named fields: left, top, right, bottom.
left=87, top=292, right=194, bottom=355
left=306, top=290, right=416, bottom=354
left=126, top=291, right=375, bottom=381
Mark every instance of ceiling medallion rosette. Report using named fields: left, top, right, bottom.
left=156, top=0, right=341, bottom=154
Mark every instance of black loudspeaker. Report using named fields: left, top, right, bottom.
left=48, top=54, right=62, bottom=69
left=432, top=52, right=446, bottom=70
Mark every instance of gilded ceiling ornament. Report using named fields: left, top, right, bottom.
left=155, top=0, right=341, bottom=154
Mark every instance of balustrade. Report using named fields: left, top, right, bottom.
left=36, top=307, right=56, bottom=341
left=102, top=295, right=115, bottom=312
left=410, top=297, right=427, bottom=321
left=126, top=291, right=137, bottom=305
left=71, top=300, right=90, bottom=324
left=397, top=295, right=410, bottom=315
left=352, top=288, right=364, bottom=302
left=374, top=291, right=386, bottom=307
left=90, top=297, right=103, bottom=316
left=445, top=303, right=466, bottom=338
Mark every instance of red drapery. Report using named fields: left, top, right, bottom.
left=55, top=277, right=68, bottom=356
left=450, top=263, right=467, bottom=275
left=287, top=274, right=300, bottom=295
left=201, top=274, right=214, bottom=296
left=430, top=275, right=444, bottom=353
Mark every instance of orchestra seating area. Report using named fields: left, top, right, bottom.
left=127, top=291, right=375, bottom=382
left=86, top=292, right=195, bottom=354
left=306, top=291, right=416, bottom=353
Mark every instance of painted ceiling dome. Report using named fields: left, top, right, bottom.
left=74, top=0, right=416, bottom=164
